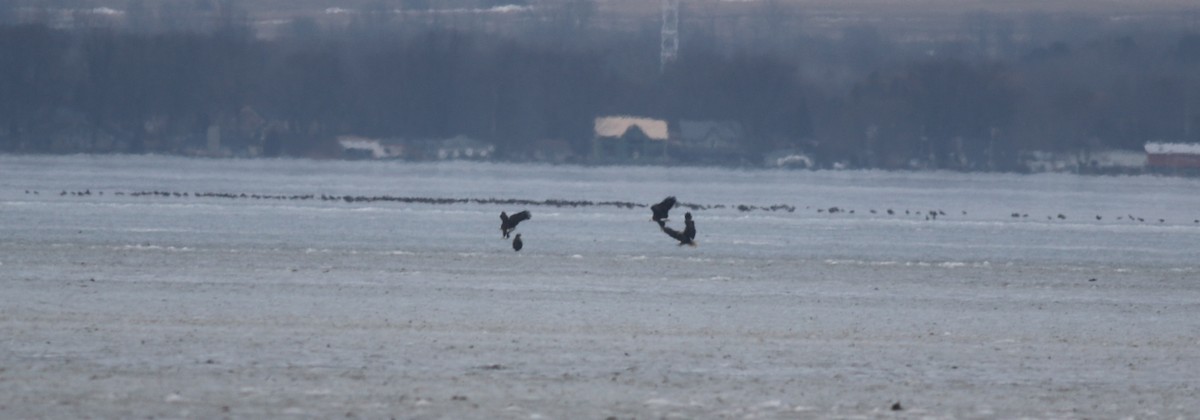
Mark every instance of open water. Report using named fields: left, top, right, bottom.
left=2, top=154, right=1199, bottom=418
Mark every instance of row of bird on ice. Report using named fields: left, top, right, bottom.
left=500, top=196, right=694, bottom=252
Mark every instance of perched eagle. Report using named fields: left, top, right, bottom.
left=682, top=212, right=696, bottom=241
left=512, top=234, right=523, bottom=251
left=650, top=196, right=676, bottom=223
left=657, top=213, right=697, bottom=247
left=500, top=210, right=531, bottom=239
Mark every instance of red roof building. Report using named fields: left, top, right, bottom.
left=1145, top=142, right=1200, bottom=169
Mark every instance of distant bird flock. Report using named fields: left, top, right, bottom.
left=28, top=189, right=1200, bottom=253
left=45, top=189, right=797, bottom=212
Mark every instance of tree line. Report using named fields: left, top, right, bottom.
left=1, top=8, right=1199, bottom=169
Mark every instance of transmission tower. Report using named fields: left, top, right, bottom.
left=660, top=0, right=679, bottom=72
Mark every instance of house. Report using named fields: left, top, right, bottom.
left=1145, top=142, right=1200, bottom=170
left=673, top=120, right=751, bottom=164
left=337, top=136, right=404, bottom=159
left=592, top=116, right=669, bottom=161
left=678, top=120, right=743, bottom=149
left=764, top=149, right=815, bottom=169
left=436, top=135, right=494, bottom=160
left=1083, top=149, right=1146, bottom=174
left=1021, top=150, right=1078, bottom=173
left=1019, top=148, right=1149, bottom=174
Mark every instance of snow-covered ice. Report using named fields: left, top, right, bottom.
left=2, top=154, right=1199, bottom=418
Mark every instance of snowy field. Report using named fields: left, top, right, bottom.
left=2, top=154, right=1199, bottom=418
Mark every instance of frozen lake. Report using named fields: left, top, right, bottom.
left=2, top=154, right=1199, bottom=418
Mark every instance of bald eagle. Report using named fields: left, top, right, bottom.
left=657, top=215, right=696, bottom=247
left=512, top=234, right=523, bottom=251
left=650, top=196, right=676, bottom=223
left=500, top=210, right=531, bottom=239
left=682, top=212, right=696, bottom=241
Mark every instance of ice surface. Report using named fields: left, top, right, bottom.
left=2, top=155, right=1199, bottom=418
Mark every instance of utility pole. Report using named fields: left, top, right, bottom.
left=660, top=0, right=679, bottom=73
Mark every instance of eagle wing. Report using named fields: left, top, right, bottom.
left=659, top=222, right=690, bottom=244
left=509, top=210, right=532, bottom=225
left=651, top=196, right=676, bottom=221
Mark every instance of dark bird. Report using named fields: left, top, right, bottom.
left=658, top=218, right=696, bottom=247
left=512, top=234, right=523, bottom=252
left=682, top=212, right=696, bottom=242
left=499, top=210, right=531, bottom=239
left=650, top=196, right=676, bottom=223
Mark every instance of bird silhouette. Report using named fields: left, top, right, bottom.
left=658, top=213, right=696, bottom=247
left=682, top=212, right=696, bottom=242
left=650, top=196, right=676, bottom=223
left=500, top=210, right=531, bottom=239
left=512, top=234, right=523, bottom=252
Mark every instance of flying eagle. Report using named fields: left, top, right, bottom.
left=500, top=210, right=531, bottom=239
left=650, top=196, right=676, bottom=223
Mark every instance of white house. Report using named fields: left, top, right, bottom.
left=436, top=135, right=494, bottom=160
left=593, top=116, right=669, bottom=141
left=337, top=136, right=404, bottom=159
left=592, top=116, right=669, bottom=160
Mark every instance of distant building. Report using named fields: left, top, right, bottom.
left=1021, top=150, right=1075, bottom=173
left=678, top=120, right=743, bottom=149
left=1084, top=149, right=1146, bottom=173
left=435, top=135, right=494, bottom=160
left=1145, top=142, right=1200, bottom=169
left=673, top=120, right=749, bottom=164
left=764, top=150, right=814, bottom=169
left=1019, top=148, right=1148, bottom=174
left=592, top=116, right=669, bottom=161
left=337, top=136, right=404, bottom=159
